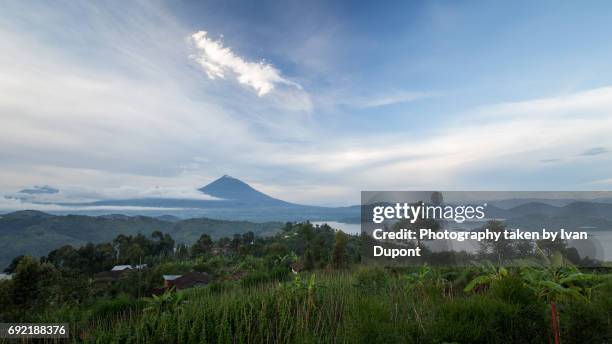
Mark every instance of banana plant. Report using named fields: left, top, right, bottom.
left=463, top=261, right=508, bottom=293
left=521, top=248, right=604, bottom=344
left=143, top=287, right=184, bottom=314
left=404, top=265, right=434, bottom=287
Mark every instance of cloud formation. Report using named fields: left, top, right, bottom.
left=2, top=2, right=612, bottom=207
left=354, top=91, right=431, bottom=108
left=190, top=31, right=301, bottom=96
left=4, top=185, right=220, bottom=210
left=578, top=147, right=609, bottom=157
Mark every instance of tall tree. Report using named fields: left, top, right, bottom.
left=331, top=231, right=349, bottom=269
left=191, top=234, right=213, bottom=257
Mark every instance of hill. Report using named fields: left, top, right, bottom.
left=0, top=211, right=281, bottom=269
left=508, top=202, right=560, bottom=217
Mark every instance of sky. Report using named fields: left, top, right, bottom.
left=1, top=0, right=612, bottom=207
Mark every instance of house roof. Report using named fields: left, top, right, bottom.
left=163, top=275, right=182, bottom=281
left=173, top=272, right=211, bottom=290
left=111, top=264, right=147, bottom=271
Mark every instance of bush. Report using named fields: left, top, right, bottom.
left=241, top=266, right=289, bottom=288
left=353, top=267, right=390, bottom=293
left=344, top=298, right=411, bottom=343
left=87, top=294, right=145, bottom=321
left=431, top=295, right=546, bottom=344
left=489, top=274, right=537, bottom=305
left=560, top=298, right=612, bottom=343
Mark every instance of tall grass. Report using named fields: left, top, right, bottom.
left=35, top=268, right=612, bottom=344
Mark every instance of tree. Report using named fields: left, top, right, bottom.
left=282, top=222, right=293, bottom=232
left=430, top=191, right=443, bottom=206
left=478, top=220, right=514, bottom=264
left=298, top=223, right=315, bottom=243
left=175, top=244, right=190, bottom=259
left=4, top=255, right=25, bottom=274
left=331, top=231, right=349, bottom=269
left=45, top=246, right=78, bottom=269
left=311, top=234, right=328, bottom=268
left=11, top=256, right=58, bottom=313
left=537, top=238, right=568, bottom=259
left=125, top=244, right=145, bottom=263
left=152, top=231, right=175, bottom=257
left=303, top=249, right=314, bottom=270
left=242, top=231, right=255, bottom=245
left=217, top=237, right=231, bottom=248
left=393, top=214, right=440, bottom=248
left=231, top=234, right=242, bottom=252
left=191, top=234, right=213, bottom=257
left=266, top=242, right=289, bottom=257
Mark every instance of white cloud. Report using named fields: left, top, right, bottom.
left=2, top=2, right=612, bottom=206
left=7, top=185, right=220, bottom=204
left=189, top=31, right=301, bottom=96
left=254, top=86, right=612, bottom=193
left=0, top=196, right=181, bottom=213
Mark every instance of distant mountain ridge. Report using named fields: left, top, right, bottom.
left=48, top=176, right=360, bottom=222
left=505, top=201, right=612, bottom=221
left=0, top=210, right=282, bottom=269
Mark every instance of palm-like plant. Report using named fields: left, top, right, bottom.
left=463, top=261, right=508, bottom=293
left=521, top=249, right=604, bottom=344
left=143, top=287, right=183, bottom=314
left=405, top=265, right=450, bottom=299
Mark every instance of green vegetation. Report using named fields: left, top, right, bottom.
left=0, top=222, right=611, bottom=343
left=0, top=210, right=282, bottom=269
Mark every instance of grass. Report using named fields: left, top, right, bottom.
left=27, top=266, right=612, bottom=344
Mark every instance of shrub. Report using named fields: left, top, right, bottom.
left=431, top=295, right=546, bottom=344
left=560, top=299, right=611, bottom=344
left=241, top=266, right=289, bottom=288
left=353, top=267, right=389, bottom=293
left=344, top=298, right=411, bottom=343
left=489, top=274, right=537, bottom=305
left=87, top=294, right=145, bottom=321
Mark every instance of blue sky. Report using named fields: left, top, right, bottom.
left=1, top=0, right=612, bottom=207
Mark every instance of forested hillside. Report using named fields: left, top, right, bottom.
left=0, top=210, right=281, bottom=269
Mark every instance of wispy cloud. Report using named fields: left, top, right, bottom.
left=352, top=90, right=431, bottom=108
left=540, top=158, right=561, bottom=163
left=2, top=1, right=612, bottom=206
left=577, top=147, right=609, bottom=156
left=0, top=196, right=181, bottom=213
left=189, top=31, right=301, bottom=96
left=260, top=86, right=612, bottom=192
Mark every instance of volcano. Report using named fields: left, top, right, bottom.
left=198, top=175, right=289, bottom=205
left=22, top=175, right=360, bottom=222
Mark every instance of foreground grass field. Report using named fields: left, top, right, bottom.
left=30, top=265, right=612, bottom=344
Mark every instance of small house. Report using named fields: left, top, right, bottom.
left=162, top=272, right=211, bottom=290
left=174, top=272, right=211, bottom=290
left=95, top=264, right=147, bottom=283
left=163, top=275, right=182, bottom=288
